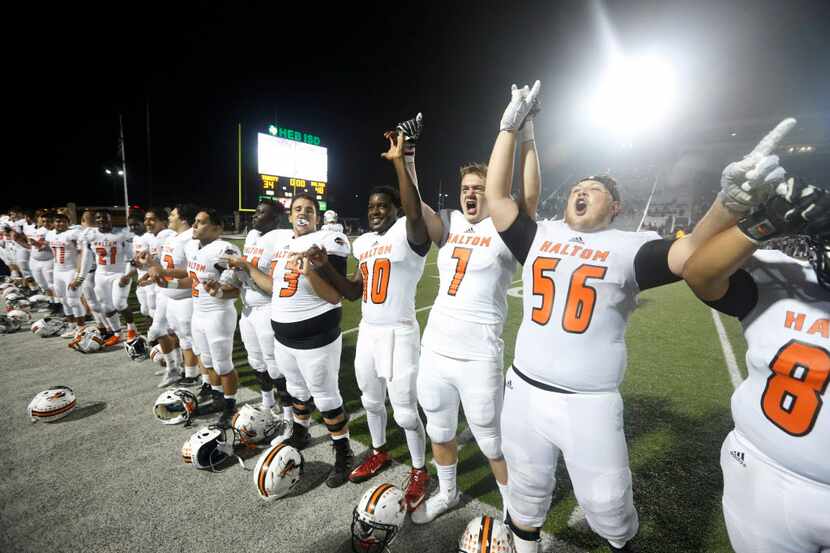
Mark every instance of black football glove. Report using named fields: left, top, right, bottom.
left=738, top=177, right=830, bottom=243
left=396, top=112, right=423, bottom=145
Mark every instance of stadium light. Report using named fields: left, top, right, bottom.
left=117, top=170, right=124, bottom=176
left=104, top=169, right=112, bottom=175
left=587, top=54, right=677, bottom=136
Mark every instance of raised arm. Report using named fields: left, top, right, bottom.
left=391, top=114, right=445, bottom=246
left=667, top=118, right=796, bottom=275
left=486, top=81, right=541, bottom=232
left=516, top=118, right=541, bottom=219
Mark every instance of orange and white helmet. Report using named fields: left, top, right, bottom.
left=253, top=442, right=303, bottom=500
left=232, top=404, right=280, bottom=445
left=458, top=515, right=515, bottom=553
left=351, top=484, right=406, bottom=553
left=149, top=344, right=165, bottom=366
left=31, top=317, right=65, bottom=337
left=154, top=388, right=198, bottom=425
left=27, top=385, right=77, bottom=423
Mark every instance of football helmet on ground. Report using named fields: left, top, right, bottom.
left=0, top=314, right=21, bottom=333
left=232, top=404, right=281, bottom=446
left=31, top=317, right=66, bottom=337
left=351, top=483, right=407, bottom=553
left=149, top=344, right=165, bottom=366
left=124, top=335, right=149, bottom=361
left=27, top=385, right=77, bottom=423
left=153, top=388, right=198, bottom=426
left=253, top=442, right=304, bottom=500
left=7, top=309, right=31, bottom=323
left=458, top=515, right=515, bottom=553
left=188, top=426, right=238, bottom=471
left=70, top=327, right=105, bottom=353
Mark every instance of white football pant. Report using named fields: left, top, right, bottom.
left=501, top=366, right=638, bottom=543
left=417, top=345, right=504, bottom=460
left=721, top=430, right=830, bottom=553
left=147, top=292, right=171, bottom=342
left=165, top=296, right=193, bottom=350
left=135, top=279, right=157, bottom=318
left=356, top=320, right=425, bottom=462
left=274, top=334, right=343, bottom=413
left=93, top=271, right=130, bottom=313
left=239, top=304, right=281, bottom=378
left=14, top=249, right=31, bottom=277
left=81, top=273, right=101, bottom=313
left=53, top=268, right=84, bottom=317
left=191, top=306, right=237, bottom=375
left=29, top=258, right=54, bottom=291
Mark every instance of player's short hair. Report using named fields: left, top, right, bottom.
left=368, top=186, right=402, bottom=209
left=459, top=163, right=488, bottom=182
left=95, top=209, right=112, bottom=219
left=573, top=175, right=621, bottom=202
left=290, top=193, right=320, bottom=216
left=53, top=212, right=69, bottom=221
left=257, top=197, right=285, bottom=216
left=145, top=207, right=168, bottom=221
left=128, top=211, right=144, bottom=222
left=199, top=208, right=223, bottom=228
left=173, top=203, right=200, bottom=226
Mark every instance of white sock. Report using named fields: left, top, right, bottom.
left=497, top=481, right=510, bottom=513
left=163, top=353, right=180, bottom=371
left=366, top=408, right=388, bottom=450
left=513, top=532, right=540, bottom=553
left=283, top=405, right=293, bottom=420
left=92, top=312, right=106, bottom=327
left=175, top=348, right=183, bottom=366
left=261, top=390, right=275, bottom=409
left=183, top=365, right=199, bottom=378
left=127, top=322, right=136, bottom=332
left=201, top=374, right=211, bottom=386
left=107, top=314, right=121, bottom=333
left=211, top=384, right=223, bottom=393
left=294, top=416, right=311, bottom=428
left=436, top=461, right=457, bottom=498
left=332, top=432, right=349, bottom=440
left=404, top=418, right=427, bottom=469
left=608, top=539, right=627, bottom=549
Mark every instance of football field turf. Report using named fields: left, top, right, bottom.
left=217, top=243, right=747, bottom=553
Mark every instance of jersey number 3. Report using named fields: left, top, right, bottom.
left=531, top=257, right=607, bottom=333
left=761, top=339, right=830, bottom=437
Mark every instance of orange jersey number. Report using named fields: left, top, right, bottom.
left=762, top=339, right=830, bottom=436
left=96, top=246, right=117, bottom=266
left=531, top=259, right=608, bottom=333
left=163, top=254, right=175, bottom=282
left=189, top=271, right=199, bottom=297
left=279, top=262, right=300, bottom=298
left=360, top=258, right=391, bottom=304
left=447, top=247, right=472, bottom=296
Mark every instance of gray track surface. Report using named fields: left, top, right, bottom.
left=0, top=317, right=584, bottom=553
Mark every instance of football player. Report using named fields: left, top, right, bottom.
left=485, top=82, right=793, bottom=553
left=310, top=131, right=430, bottom=509
left=221, top=199, right=293, bottom=425
left=170, top=209, right=242, bottom=427
left=683, top=175, right=830, bottom=553
left=77, top=210, right=137, bottom=347
left=391, top=112, right=537, bottom=524
left=321, top=210, right=344, bottom=233
left=29, top=212, right=57, bottom=310
left=9, top=209, right=35, bottom=288
left=71, top=208, right=110, bottom=338
left=227, top=193, right=354, bottom=488
left=48, top=213, right=85, bottom=335
left=143, top=204, right=200, bottom=388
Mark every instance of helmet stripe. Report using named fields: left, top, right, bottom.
left=257, top=443, right=287, bottom=497
left=31, top=400, right=76, bottom=417
left=480, top=515, right=493, bottom=553
left=366, top=483, right=393, bottom=515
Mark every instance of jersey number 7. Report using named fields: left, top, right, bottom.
left=531, top=257, right=607, bottom=334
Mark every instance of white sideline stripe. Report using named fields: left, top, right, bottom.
left=711, top=309, right=743, bottom=389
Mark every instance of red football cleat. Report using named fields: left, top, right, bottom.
left=348, top=449, right=390, bottom=483
left=103, top=334, right=122, bottom=348
left=403, top=466, right=430, bottom=512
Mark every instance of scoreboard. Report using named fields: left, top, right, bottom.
left=239, top=124, right=329, bottom=212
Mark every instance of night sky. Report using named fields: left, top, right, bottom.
left=8, top=0, right=830, bottom=220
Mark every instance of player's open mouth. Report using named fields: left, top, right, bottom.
left=575, top=198, right=588, bottom=216
left=465, top=199, right=477, bottom=214
left=369, top=216, right=383, bottom=226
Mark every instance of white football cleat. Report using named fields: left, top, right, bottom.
left=410, top=490, right=460, bottom=525
left=269, top=419, right=293, bottom=446
left=157, top=369, right=181, bottom=389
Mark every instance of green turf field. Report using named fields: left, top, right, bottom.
left=131, top=243, right=749, bottom=553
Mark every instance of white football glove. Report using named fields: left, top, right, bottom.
left=500, top=80, right=541, bottom=133
left=718, top=117, right=795, bottom=216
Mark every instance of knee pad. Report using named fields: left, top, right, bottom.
left=578, top=469, right=637, bottom=541
left=392, top=406, right=421, bottom=432
left=313, top=393, right=343, bottom=414
left=475, top=434, right=503, bottom=460
left=247, top=355, right=266, bottom=373
left=114, top=296, right=129, bottom=312
left=264, top=361, right=281, bottom=380
left=360, top=394, right=386, bottom=416
left=425, top=421, right=456, bottom=445
left=253, top=369, right=273, bottom=391
left=178, top=336, right=192, bottom=350
left=199, top=351, right=213, bottom=368
left=212, top=361, right=235, bottom=376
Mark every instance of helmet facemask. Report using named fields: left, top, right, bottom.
left=350, top=510, right=399, bottom=553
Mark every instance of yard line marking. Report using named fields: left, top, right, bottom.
left=711, top=309, right=742, bottom=389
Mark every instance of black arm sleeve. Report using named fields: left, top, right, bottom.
left=407, top=238, right=430, bottom=257
left=634, top=239, right=681, bottom=291
left=328, top=254, right=347, bottom=277
left=703, top=269, right=759, bottom=320
left=498, top=211, right=537, bottom=265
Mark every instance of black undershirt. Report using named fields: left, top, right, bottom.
left=498, top=212, right=681, bottom=291
left=701, top=269, right=759, bottom=320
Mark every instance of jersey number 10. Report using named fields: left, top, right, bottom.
left=360, top=258, right=391, bottom=304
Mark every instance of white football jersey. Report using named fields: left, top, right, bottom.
left=159, top=228, right=194, bottom=299
left=30, top=227, right=53, bottom=261
left=185, top=239, right=241, bottom=312
left=352, top=217, right=426, bottom=325
left=239, top=229, right=292, bottom=308
left=81, top=228, right=133, bottom=275
left=269, top=229, right=350, bottom=323
left=514, top=219, right=660, bottom=392
left=15, top=220, right=35, bottom=255
left=152, top=229, right=177, bottom=259
left=733, top=249, right=830, bottom=485
left=49, top=228, right=83, bottom=271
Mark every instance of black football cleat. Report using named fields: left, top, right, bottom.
left=325, top=442, right=354, bottom=488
